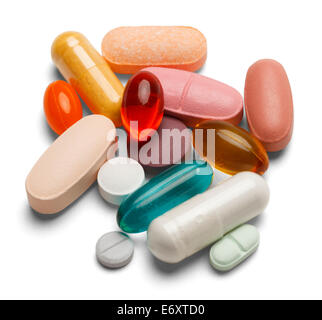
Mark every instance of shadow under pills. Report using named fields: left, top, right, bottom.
left=208, top=247, right=260, bottom=277
left=26, top=183, right=98, bottom=224
left=40, top=113, right=59, bottom=141
left=116, top=73, right=131, bottom=86
left=238, top=115, right=250, bottom=131
left=50, top=66, right=64, bottom=81
left=150, top=246, right=209, bottom=275
left=268, top=147, right=288, bottom=161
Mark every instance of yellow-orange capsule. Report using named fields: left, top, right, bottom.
left=51, top=32, right=124, bottom=127
left=192, top=121, right=269, bottom=175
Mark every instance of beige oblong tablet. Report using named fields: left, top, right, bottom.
left=26, top=115, right=117, bottom=214
left=102, top=26, right=207, bottom=74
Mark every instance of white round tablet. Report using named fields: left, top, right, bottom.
left=96, top=232, right=134, bottom=269
left=97, top=157, right=145, bottom=206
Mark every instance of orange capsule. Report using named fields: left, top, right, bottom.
left=192, top=121, right=269, bottom=175
left=44, top=80, right=83, bottom=135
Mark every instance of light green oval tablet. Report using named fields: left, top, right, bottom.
left=209, top=224, right=259, bottom=272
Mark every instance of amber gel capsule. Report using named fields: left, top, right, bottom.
left=51, top=32, right=124, bottom=127
left=192, top=121, right=269, bottom=175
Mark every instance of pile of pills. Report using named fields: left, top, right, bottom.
left=26, top=26, right=294, bottom=272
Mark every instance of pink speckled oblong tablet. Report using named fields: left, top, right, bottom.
left=132, top=116, right=191, bottom=167
left=102, top=26, right=207, bottom=74
left=143, top=67, right=243, bottom=127
left=244, top=59, right=294, bottom=152
left=26, top=115, right=117, bottom=214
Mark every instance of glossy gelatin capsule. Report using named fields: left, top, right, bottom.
left=44, top=80, right=82, bottom=135
left=51, top=32, right=124, bottom=127
left=192, top=121, right=269, bottom=175
left=121, top=70, right=164, bottom=141
left=117, top=161, right=213, bottom=233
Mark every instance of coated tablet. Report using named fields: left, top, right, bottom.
left=97, top=157, right=145, bottom=206
left=209, top=224, right=260, bottom=272
left=136, top=116, right=192, bottom=167
left=244, top=59, right=293, bottom=151
left=143, top=67, right=243, bottom=126
left=96, top=232, right=134, bottom=269
left=102, top=26, right=207, bottom=74
left=26, top=115, right=117, bottom=214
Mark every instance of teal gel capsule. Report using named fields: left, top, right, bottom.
left=117, top=161, right=213, bottom=233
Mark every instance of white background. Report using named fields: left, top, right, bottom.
left=0, top=0, right=320, bottom=300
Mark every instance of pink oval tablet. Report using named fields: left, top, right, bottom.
left=26, top=115, right=117, bottom=214
left=143, top=67, right=243, bottom=127
left=130, top=116, right=191, bottom=167
left=244, top=59, right=294, bottom=152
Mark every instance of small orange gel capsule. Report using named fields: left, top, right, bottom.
left=192, top=121, right=269, bottom=175
left=44, top=80, right=82, bottom=135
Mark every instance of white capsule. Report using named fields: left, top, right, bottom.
left=147, top=172, right=269, bottom=264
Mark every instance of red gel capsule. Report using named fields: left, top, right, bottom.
left=44, top=80, right=83, bottom=135
left=121, top=71, right=164, bottom=141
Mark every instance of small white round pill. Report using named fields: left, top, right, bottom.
left=96, top=232, right=134, bottom=269
left=97, top=157, right=145, bottom=206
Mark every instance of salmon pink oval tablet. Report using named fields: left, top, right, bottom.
left=244, top=59, right=294, bottom=152
left=102, top=26, right=207, bottom=74
left=121, top=71, right=164, bottom=141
